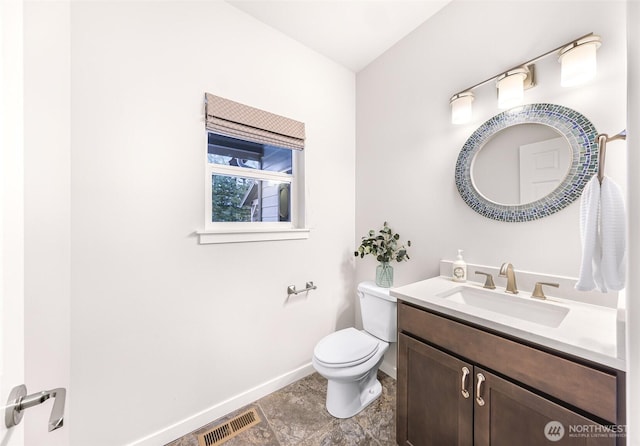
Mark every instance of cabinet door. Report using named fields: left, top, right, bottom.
left=397, top=333, right=473, bottom=446
left=474, top=367, right=616, bottom=446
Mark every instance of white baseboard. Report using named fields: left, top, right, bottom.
left=126, top=362, right=315, bottom=446
left=379, top=360, right=397, bottom=380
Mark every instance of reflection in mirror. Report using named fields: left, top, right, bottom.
left=471, top=124, right=571, bottom=205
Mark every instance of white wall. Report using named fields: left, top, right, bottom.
left=357, top=0, right=627, bottom=283
left=24, top=1, right=355, bottom=445
left=356, top=0, right=626, bottom=387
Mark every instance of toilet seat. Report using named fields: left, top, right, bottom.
left=313, top=328, right=379, bottom=368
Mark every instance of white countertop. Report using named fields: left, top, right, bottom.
left=391, top=275, right=626, bottom=371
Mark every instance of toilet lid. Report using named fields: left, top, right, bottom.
left=314, top=328, right=379, bottom=367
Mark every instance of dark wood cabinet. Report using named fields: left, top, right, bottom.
left=397, top=301, right=625, bottom=446
left=398, top=333, right=473, bottom=446
left=474, top=367, right=614, bottom=446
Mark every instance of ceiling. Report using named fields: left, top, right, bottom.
left=226, top=0, right=451, bottom=72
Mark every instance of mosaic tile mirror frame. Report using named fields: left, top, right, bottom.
left=455, top=103, right=598, bottom=222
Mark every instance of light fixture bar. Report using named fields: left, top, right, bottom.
left=450, top=32, right=595, bottom=98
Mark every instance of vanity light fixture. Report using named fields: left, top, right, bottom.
left=559, top=35, right=602, bottom=87
left=497, top=66, right=532, bottom=109
left=449, top=32, right=600, bottom=124
left=450, top=92, right=474, bottom=124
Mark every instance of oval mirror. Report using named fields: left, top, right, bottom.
left=455, top=104, right=598, bottom=222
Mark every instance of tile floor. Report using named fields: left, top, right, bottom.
left=166, top=371, right=396, bottom=446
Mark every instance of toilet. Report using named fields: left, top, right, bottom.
left=312, top=281, right=397, bottom=418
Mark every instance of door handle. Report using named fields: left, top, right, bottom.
left=5, top=385, right=66, bottom=431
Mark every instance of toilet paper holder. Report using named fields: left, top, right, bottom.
left=287, top=282, right=317, bottom=296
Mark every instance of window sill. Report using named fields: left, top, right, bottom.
left=197, top=228, right=310, bottom=244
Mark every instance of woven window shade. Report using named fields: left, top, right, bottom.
left=205, top=93, right=305, bottom=150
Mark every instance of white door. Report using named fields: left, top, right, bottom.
left=1, top=0, right=26, bottom=444
left=2, top=2, right=69, bottom=444
left=519, top=136, right=571, bottom=203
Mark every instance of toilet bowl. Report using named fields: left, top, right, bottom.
left=312, top=327, right=389, bottom=418
left=312, top=282, right=397, bottom=418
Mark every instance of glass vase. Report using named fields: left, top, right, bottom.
left=376, top=262, right=394, bottom=288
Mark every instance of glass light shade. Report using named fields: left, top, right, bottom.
left=497, top=70, right=527, bottom=109
left=450, top=93, right=474, bottom=125
left=560, top=41, right=598, bottom=87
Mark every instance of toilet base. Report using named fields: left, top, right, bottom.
left=325, top=371, right=383, bottom=419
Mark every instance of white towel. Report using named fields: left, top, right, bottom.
left=599, top=177, right=627, bottom=291
left=575, top=175, right=627, bottom=293
left=576, top=176, right=600, bottom=292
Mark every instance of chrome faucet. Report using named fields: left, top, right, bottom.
left=499, top=263, right=518, bottom=294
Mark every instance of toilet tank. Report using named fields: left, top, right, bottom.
left=358, top=281, right=397, bottom=342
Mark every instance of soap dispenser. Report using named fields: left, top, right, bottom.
left=452, top=249, right=467, bottom=282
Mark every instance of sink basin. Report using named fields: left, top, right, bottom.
left=436, top=286, right=570, bottom=328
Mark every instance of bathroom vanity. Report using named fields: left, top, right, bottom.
left=392, top=269, right=626, bottom=446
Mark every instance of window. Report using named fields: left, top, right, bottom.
left=206, top=133, right=295, bottom=226
left=199, top=94, right=308, bottom=244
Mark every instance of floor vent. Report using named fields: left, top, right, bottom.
left=197, top=408, right=261, bottom=446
